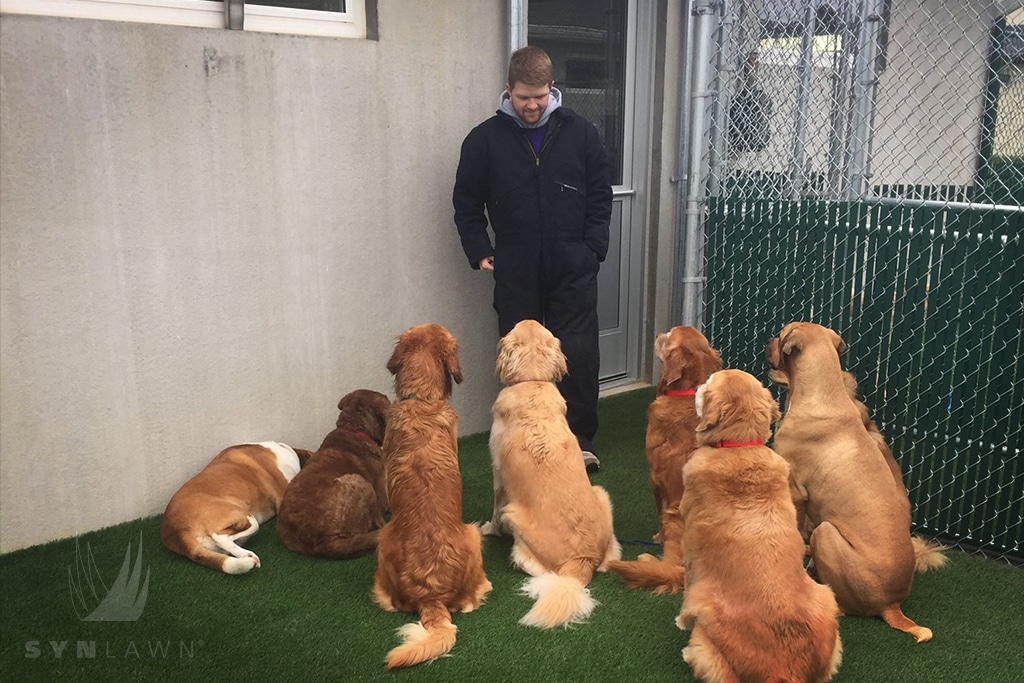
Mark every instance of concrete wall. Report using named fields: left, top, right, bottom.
left=0, top=1, right=511, bottom=552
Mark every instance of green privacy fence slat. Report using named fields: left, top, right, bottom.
left=704, top=197, right=1023, bottom=560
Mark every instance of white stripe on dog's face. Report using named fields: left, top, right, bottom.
left=695, top=371, right=718, bottom=418
left=253, top=441, right=301, bottom=482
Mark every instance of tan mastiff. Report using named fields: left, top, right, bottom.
left=766, top=321, right=932, bottom=642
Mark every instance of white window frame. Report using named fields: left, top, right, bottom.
left=0, top=0, right=367, bottom=39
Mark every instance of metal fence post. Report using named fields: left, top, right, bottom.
left=788, top=0, right=817, bottom=199
left=675, top=0, right=721, bottom=329
left=845, top=0, right=887, bottom=199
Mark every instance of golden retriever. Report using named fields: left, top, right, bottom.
left=483, top=320, right=620, bottom=628
left=607, top=326, right=721, bottom=594
left=677, top=369, right=842, bottom=683
left=766, top=321, right=935, bottom=641
left=372, top=323, right=491, bottom=668
left=276, top=389, right=390, bottom=559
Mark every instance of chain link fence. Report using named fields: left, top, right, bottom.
left=682, top=0, right=1023, bottom=562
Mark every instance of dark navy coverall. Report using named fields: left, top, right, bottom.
left=453, top=106, right=613, bottom=449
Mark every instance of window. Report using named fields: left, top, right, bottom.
left=527, top=0, right=628, bottom=186
left=0, top=0, right=367, bottom=38
left=977, top=8, right=1024, bottom=206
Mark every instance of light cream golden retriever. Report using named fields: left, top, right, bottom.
left=677, top=369, right=842, bottom=683
left=483, top=320, right=621, bottom=628
left=766, top=321, right=939, bottom=642
left=372, top=324, right=492, bottom=668
left=607, top=326, right=721, bottom=594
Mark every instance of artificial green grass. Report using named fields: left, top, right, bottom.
left=2, top=387, right=1022, bottom=682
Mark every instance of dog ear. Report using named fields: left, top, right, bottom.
left=765, top=336, right=781, bottom=369
left=362, top=397, right=389, bottom=443
left=781, top=327, right=802, bottom=356
left=658, top=346, right=684, bottom=390
left=762, top=385, right=782, bottom=424
left=374, top=399, right=389, bottom=439
left=695, top=385, right=722, bottom=433
left=548, top=333, right=568, bottom=381
left=831, top=330, right=848, bottom=356
left=444, top=338, right=464, bottom=385
left=654, top=332, right=670, bottom=362
left=705, top=346, right=723, bottom=373
left=386, top=344, right=403, bottom=376
left=494, top=335, right=513, bottom=382
left=294, top=449, right=314, bottom=468
left=767, top=367, right=790, bottom=387
left=842, top=371, right=859, bottom=399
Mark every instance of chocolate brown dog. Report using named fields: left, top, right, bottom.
left=276, top=389, right=390, bottom=559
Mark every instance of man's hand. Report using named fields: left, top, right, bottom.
left=479, top=256, right=495, bottom=272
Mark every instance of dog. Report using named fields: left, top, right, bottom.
left=676, top=369, right=842, bottom=683
left=372, top=323, right=491, bottom=669
left=766, top=321, right=936, bottom=641
left=276, top=389, right=390, bottom=559
left=161, top=441, right=303, bottom=574
left=482, top=319, right=621, bottom=628
left=769, top=367, right=906, bottom=491
left=769, top=366, right=949, bottom=574
left=607, top=326, right=721, bottom=594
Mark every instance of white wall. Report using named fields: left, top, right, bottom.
left=0, top=1, right=510, bottom=552
left=871, top=0, right=1002, bottom=187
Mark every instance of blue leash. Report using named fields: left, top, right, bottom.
left=616, top=538, right=661, bottom=547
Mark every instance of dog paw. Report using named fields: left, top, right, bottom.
left=480, top=520, right=504, bottom=536
left=675, top=614, right=691, bottom=631
left=222, top=553, right=260, bottom=575
left=637, top=553, right=657, bottom=562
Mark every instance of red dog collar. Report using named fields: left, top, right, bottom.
left=662, top=388, right=697, bottom=397
left=712, top=440, right=763, bottom=448
left=340, top=428, right=376, bottom=444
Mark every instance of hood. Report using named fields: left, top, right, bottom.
left=498, top=86, right=563, bottom=128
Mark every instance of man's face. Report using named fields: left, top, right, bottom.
left=507, top=81, right=553, bottom=124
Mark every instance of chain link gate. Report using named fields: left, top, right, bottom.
left=676, top=0, right=1024, bottom=562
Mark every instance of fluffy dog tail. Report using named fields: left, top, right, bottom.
left=911, top=535, right=949, bottom=573
left=384, top=602, right=457, bottom=669
left=880, top=605, right=932, bottom=643
left=520, top=565, right=597, bottom=629
left=605, top=555, right=686, bottom=595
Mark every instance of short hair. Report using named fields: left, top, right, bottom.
left=507, top=46, right=554, bottom=87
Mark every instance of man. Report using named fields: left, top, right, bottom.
left=453, top=46, right=613, bottom=473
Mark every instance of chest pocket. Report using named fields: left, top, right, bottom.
left=549, top=179, right=587, bottom=233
